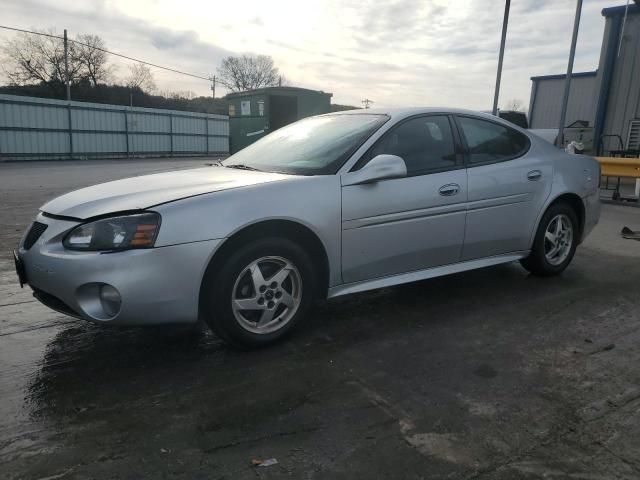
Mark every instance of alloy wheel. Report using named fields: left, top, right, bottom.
left=544, top=213, right=573, bottom=266
left=231, top=256, right=302, bottom=334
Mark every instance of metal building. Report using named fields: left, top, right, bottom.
left=528, top=4, right=640, bottom=153
left=528, top=72, right=598, bottom=129
left=226, top=86, right=332, bottom=153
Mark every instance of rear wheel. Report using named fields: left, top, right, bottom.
left=520, top=202, right=579, bottom=276
left=201, top=237, right=315, bottom=348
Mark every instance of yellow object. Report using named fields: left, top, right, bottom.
left=595, top=156, right=640, bottom=178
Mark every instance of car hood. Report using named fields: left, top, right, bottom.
left=41, top=166, right=291, bottom=219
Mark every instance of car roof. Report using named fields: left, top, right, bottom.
left=328, top=107, right=504, bottom=122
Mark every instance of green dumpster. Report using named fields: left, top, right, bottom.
left=226, top=86, right=332, bottom=153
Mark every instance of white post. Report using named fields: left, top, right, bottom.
left=492, top=0, right=510, bottom=116
left=556, top=0, right=583, bottom=147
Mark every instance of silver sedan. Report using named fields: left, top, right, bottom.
left=15, top=108, right=600, bottom=347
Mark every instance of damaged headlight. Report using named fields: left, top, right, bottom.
left=63, top=212, right=161, bottom=251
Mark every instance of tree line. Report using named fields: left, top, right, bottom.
left=0, top=29, right=334, bottom=114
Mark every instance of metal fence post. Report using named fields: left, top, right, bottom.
left=67, top=103, right=73, bottom=159
left=124, top=108, right=130, bottom=158
left=205, top=115, right=209, bottom=154
left=169, top=113, right=173, bottom=156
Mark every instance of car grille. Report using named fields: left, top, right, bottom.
left=23, top=221, right=48, bottom=250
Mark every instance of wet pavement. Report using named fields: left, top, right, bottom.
left=1, top=159, right=640, bottom=479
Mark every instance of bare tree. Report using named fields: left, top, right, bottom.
left=158, top=90, right=198, bottom=100
left=1, top=29, right=83, bottom=86
left=125, top=63, right=156, bottom=93
left=2, top=30, right=114, bottom=89
left=504, top=99, right=525, bottom=112
left=75, top=34, right=113, bottom=86
left=172, top=90, right=197, bottom=100
left=217, top=55, right=280, bottom=92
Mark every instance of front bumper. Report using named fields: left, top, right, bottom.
left=17, top=213, right=222, bottom=326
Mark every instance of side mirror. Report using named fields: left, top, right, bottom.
left=342, top=154, right=407, bottom=186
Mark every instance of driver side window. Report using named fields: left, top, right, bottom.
left=357, top=115, right=459, bottom=175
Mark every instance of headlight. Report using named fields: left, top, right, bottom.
left=63, top=212, right=161, bottom=251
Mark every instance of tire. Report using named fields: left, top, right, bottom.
left=520, top=202, right=579, bottom=276
left=201, top=237, right=316, bottom=348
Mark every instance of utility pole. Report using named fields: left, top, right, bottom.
left=362, top=98, right=373, bottom=109
left=63, top=29, right=71, bottom=101
left=556, top=0, right=583, bottom=148
left=492, top=0, right=510, bottom=116
left=210, top=75, right=216, bottom=98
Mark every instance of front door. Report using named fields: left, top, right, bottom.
left=341, top=115, right=468, bottom=284
left=454, top=115, right=553, bottom=260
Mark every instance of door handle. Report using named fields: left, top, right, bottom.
left=438, top=183, right=460, bottom=196
left=527, top=170, right=542, bottom=181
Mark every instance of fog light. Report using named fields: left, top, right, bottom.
left=99, top=284, right=121, bottom=317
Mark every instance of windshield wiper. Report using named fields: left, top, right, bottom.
left=225, top=164, right=262, bottom=172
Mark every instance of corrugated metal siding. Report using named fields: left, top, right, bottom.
left=130, top=134, right=171, bottom=154
left=601, top=13, right=640, bottom=148
left=208, top=118, right=229, bottom=137
left=74, top=132, right=127, bottom=153
left=73, top=108, right=124, bottom=132
left=627, top=120, right=640, bottom=149
left=174, top=135, right=207, bottom=152
left=173, top=115, right=205, bottom=135
left=129, top=112, right=169, bottom=133
left=0, top=130, right=69, bottom=154
left=0, top=93, right=229, bottom=160
left=529, top=75, right=598, bottom=129
left=0, top=101, right=69, bottom=129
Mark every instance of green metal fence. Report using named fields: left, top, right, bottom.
left=0, top=93, right=229, bottom=160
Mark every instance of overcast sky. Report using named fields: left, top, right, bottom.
left=0, top=0, right=614, bottom=109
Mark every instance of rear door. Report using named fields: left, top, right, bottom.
left=341, top=115, right=467, bottom=283
left=454, top=115, right=553, bottom=260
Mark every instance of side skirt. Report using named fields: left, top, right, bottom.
left=328, top=251, right=530, bottom=299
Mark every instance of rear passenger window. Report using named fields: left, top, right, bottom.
left=457, top=116, right=529, bottom=164
left=360, top=115, right=459, bottom=175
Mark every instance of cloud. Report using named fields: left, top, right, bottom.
left=0, top=0, right=231, bottom=90
left=0, top=0, right=609, bottom=108
left=296, top=0, right=607, bottom=108
left=148, top=29, right=200, bottom=51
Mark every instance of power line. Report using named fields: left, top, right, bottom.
left=0, top=24, right=212, bottom=82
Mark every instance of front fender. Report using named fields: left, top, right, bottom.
left=153, top=175, right=343, bottom=286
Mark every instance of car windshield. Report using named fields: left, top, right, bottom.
left=223, top=114, right=388, bottom=175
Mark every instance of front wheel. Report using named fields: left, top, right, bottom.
left=520, top=203, right=579, bottom=276
left=201, top=237, right=316, bottom=348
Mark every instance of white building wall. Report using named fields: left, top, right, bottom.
left=528, top=74, right=598, bottom=129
